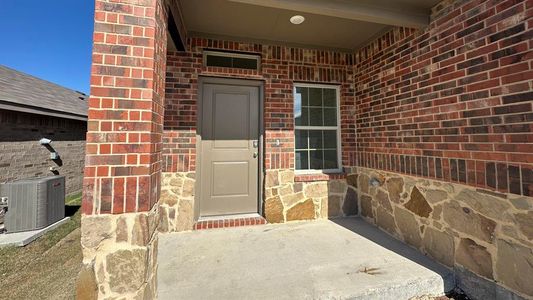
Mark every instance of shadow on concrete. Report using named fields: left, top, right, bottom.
left=331, top=217, right=455, bottom=293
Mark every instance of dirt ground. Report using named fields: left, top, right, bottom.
left=0, top=194, right=82, bottom=300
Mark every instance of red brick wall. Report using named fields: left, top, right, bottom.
left=84, top=0, right=168, bottom=215
left=353, top=0, right=533, bottom=196
left=163, top=38, right=356, bottom=173
left=162, top=1, right=533, bottom=197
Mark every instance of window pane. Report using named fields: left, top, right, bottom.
left=296, top=87, right=309, bottom=106
left=295, top=88, right=309, bottom=126
left=323, top=89, right=337, bottom=107
left=323, top=130, right=337, bottom=149
left=232, top=57, right=258, bottom=70
left=296, top=151, right=309, bottom=170
left=324, top=150, right=338, bottom=169
left=206, top=55, right=232, bottom=68
left=308, top=130, right=322, bottom=149
left=295, top=130, right=308, bottom=149
left=295, top=107, right=309, bottom=126
left=308, top=88, right=322, bottom=106
left=323, top=108, right=337, bottom=126
left=310, top=150, right=324, bottom=169
left=294, top=91, right=302, bottom=121
left=309, top=108, right=323, bottom=126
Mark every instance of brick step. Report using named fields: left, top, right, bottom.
left=194, top=215, right=267, bottom=230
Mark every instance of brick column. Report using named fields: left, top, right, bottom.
left=77, top=0, right=167, bottom=298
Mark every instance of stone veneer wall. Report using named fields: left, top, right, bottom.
left=158, top=172, right=195, bottom=232
left=78, top=209, right=159, bottom=299
left=158, top=169, right=360, bottom=230
left=353, top=167, right=532, bottom=299
left=264, top=170, right=359, bottom=223
left=158, top=168, right=360, bottom=230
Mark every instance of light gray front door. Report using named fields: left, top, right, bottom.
left=199, top=82, right=260, bottom=216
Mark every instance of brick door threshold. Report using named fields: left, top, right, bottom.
left=194, top=214, right=267, bottom=230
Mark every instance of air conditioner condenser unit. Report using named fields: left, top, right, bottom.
left=0, top=176, right=65, bottom=233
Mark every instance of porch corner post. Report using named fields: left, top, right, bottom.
left=77, top=0, right=168, bottom=298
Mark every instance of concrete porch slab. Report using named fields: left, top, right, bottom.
left=158, top=218, right=454, bottom=300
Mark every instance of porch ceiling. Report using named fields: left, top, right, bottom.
left=177, top=0, right=441, bottom=51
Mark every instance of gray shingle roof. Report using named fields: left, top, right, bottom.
left=0, top=65, right=88, bottom=120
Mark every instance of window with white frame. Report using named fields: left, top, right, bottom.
left=294, top=84, right=341, bottom=173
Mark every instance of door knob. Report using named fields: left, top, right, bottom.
left=253, top=152, right=258, bottom=158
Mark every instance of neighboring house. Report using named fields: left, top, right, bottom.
left=0, top=65, right=87, bottom=195
left=80, top=0, right=532, bottom=299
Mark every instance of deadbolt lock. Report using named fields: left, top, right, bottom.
left=252, top=140, right=259, bottom=148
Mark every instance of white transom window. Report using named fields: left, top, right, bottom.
left=294, top=84, right=341, bottom=173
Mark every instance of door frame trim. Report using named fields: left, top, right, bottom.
left=194, top=76, right=265, bottom=221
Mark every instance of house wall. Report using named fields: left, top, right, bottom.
left=351, top=0, right=533, bottom=298
left=78, top=0, right=533, bottom=298
left=79, top=0, right=169, bottom=298
left=354, top=0, right=533, bottom=198
left=160, top=40, right=360, bottom=232
left=0, top=109, right=86, bottom=195
left=160, top=0, right=533, bottom=298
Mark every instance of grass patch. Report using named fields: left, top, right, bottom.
left=0, top=193, right=83, bottom=300
left=66, top=191, right=82, bottom=205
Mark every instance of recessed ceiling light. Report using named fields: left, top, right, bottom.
left=290, top=15, right=305, bottom=25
